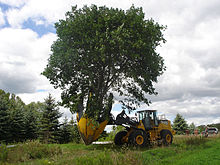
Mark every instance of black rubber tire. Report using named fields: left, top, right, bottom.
left=128, top=130, right=148, bottom=147
left=114, top=131, right=127, bottom=145
left=161, top=130, right=173, bottom=145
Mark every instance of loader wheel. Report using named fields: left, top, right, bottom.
left=114, top=131, right=127, bottom=145
left=129, top=130, right=148, bottom=147
left=161, top=130, right=173, bottom=145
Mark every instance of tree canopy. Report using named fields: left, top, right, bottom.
left=43, top=5, right=166, bottom=119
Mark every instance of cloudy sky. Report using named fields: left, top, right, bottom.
left=0, top=0, right=220, bottom=126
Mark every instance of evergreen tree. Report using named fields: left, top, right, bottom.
left=24, top=109, right=39, bottom=140
left=69, top=117, right=81, bottom=143
left=58, top=117, right=72, bottom=144
left=189, top=122, right=196, bottom=134
left=39, top=94, right=62, bottom=143
left=173, top=113, right=188, bottom=135
left=24, top=102, right=44, bottom=140
left=0, top=90, right=11, bottom=143
left=9, top=94, right=26, bottom=142
left=10, top=108, right=26, bottom=142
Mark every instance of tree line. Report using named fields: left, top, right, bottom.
left=0, top=89, right=80, bottom=144
left=1, top=87, right=214, bottom=144
left=172, top=113, right=214, bottom=135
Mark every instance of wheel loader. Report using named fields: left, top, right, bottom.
left=77, top=109, right=175, bottom=146
left=113, top=110, right=175, bottom=146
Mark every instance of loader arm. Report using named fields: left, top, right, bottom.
left=114, top=110, right=138, bottom=126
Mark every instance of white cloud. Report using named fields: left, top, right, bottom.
left=0, top=8, right=5, bottom=26
left=0, top=28, right=56, bottom=94
left=6, top=0, right=73, bottom=28
left=1, top=0, right=220, bottom=125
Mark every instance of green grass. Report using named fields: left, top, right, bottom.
left=2, top=135, right=220, bottom=165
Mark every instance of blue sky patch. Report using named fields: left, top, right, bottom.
left=36, top=89, right=48, bottom=93
left=23, top=18, right=56, bottom=37
left=112, top=104, right=123, bottom=111
left=0, top=3, right=11, bottom=12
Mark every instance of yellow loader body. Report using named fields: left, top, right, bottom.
left=76, top=109, right=175, bottom=146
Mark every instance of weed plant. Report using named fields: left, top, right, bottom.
left=0, top=144, right=8, bottom=163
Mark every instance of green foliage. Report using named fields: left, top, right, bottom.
left=197, top=125, right=206, bottom=133
left=0, top=89, right=74, bottom=144
left=173, top=113, right=188, bottom=135
left=74, top=149, right=113, bottom=165
left=142, top=147, right=177, bottom=164
left=10, top=107, right=26, bottom=142
left=39, top=94, right=62, bottom=143
left=24, top=102, right=44, bottom=140
left=0, top=144, right=8, bottom=163
left=98, top=125, right=125, bottom=141
left=6, top=141, right=62, bottom=163
left=70, top=123, right=81, bottom=143
left=189, top=122, right=196, bottom=134
left=141, top=136, right=219, bottom=165
left=59, top=117, right=73, bottom=144
left=184, top=136, right=208, bottom=147
left=4, top=136, right=220, bottom=164
left=0, top=89, right=11, bottom=143
left=174, top=135, right=208, bottom=150
left=57, top=116, right=81, bottom=144
left=23, top=141, right=62, bottom=159
left=43, top=5, right=166, bottom=120
left=0, top=90, right=44, bottom=143
left=24, top=108, right=40, bottom=140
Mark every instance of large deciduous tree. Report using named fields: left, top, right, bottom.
left=43, top=5, right=166, bottom=120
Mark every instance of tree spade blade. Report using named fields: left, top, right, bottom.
left=77, top=113, right=108, bottom=145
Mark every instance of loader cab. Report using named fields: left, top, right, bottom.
left=137, top=110, right=159, bottom=130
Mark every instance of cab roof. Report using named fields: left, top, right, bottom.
left=136, top=110, right=157, bottom=113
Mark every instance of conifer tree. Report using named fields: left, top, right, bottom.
left=0, top=90, right=11, bottom=143
left=24, top=102, right=44, bottom=140
left=58, top=116, right=72, bottom=143
left=9, top=95, right=26, bottom=142
left=173, top=113, right=188, bottom=135
left=189, top=122, right=196, bottom=134
left=24, top=109, right=39, bottom=140
left=69, top=117, right=81, bottom=143
left=39, top=94, right=62, bottom=143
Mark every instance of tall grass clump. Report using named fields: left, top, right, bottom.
left=0, top=144, right=8, bottom=163
left=7, top=141, right=62, bottom=163
left=174, top=135, right=208, bottom=149
left=24, top=141, right=62, bottom=159
left=185, top=136, right=208, bottom=146
left=74, top=148, right=113, bottom=165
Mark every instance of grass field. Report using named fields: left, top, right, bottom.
left=1, top=135, right=220, bottom=165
